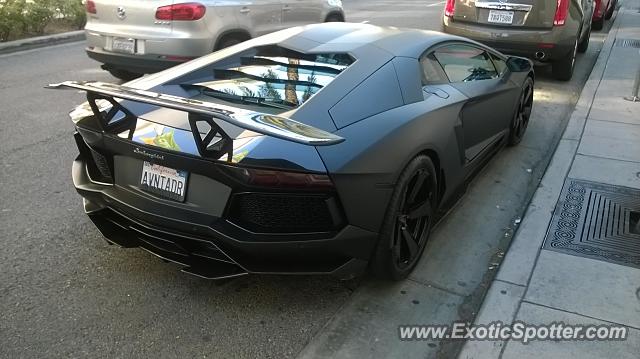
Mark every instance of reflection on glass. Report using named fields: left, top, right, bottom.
left=131, top=119, right=197, bottom=154
left=128, top=118, right=265, bottom=162
left=187, top=46, right=354, bottom=110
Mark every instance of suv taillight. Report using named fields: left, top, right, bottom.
left=155, top=3, right=206, bottom=21
left=444, top=0, right=455, bottom=17
left=85, top=0, right=96, bottom=14
left=553, top=0, right=570, bottom=25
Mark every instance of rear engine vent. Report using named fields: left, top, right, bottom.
left=89, top=147, right=113, bottom=181
left=227, top=193, right=343, bottom=234
left=74, top=132, right=114, bottom=183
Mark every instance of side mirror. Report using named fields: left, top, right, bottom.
left=506, top=56, right=533, bottom=72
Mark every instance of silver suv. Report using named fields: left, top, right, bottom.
left=84, top=0, right=345, bottom=80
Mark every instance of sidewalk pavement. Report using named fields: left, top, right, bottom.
left=0, top=30, right=84, bottom=55
left=458, top=2, right=640, bottom=358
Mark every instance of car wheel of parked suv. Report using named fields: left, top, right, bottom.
left=577, top=26, right=591, bottom=53
left=605, top=0, right=616, bottom=19
left=325, top=13, right=344, bottom=22
left=552, top=39, right=577, bottom=81
left=592, top=16, right=604, bottom=30
left=107, top=68, right=142, bottom=82
left=215, top=33, right=250, bottom=51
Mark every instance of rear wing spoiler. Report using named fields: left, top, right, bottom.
left=47, top=81, right=344, bottom=146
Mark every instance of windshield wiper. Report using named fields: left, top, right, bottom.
left=182, top=84, right=296, bottom=110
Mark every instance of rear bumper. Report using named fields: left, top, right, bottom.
left=442, top=17, right=578, bottom=61
left=86, top=47, right=187, bottom=73
left=84, top=28, right=215, bottom=73
left=73, top=157, right=377, bottom=279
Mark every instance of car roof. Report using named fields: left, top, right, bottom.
left=274, top=22, right=466, bottom=59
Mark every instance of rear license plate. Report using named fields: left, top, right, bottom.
left=140, top=161, right=188, bottom=202
left=488, top=10, right=514, bottom=24
left=112, top=37, right=135, bottom=54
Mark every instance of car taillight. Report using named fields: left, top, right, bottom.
left=554, top=0, right=570, bottom=25
left=155, top=3, right=206, bottom=21
left=223, top=166, right=335, bottom=190
left=85, top=0, right=96, bottom=14
left=444, top=0, right=455, bottom=17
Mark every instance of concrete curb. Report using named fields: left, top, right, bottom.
left=457, top=8, right=625, bottom=359
left=0, top=30, right=85, bottom=55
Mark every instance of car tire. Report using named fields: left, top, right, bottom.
left=592, top=16, right=604, bottom=30
left=371, top=155, right=437, bottom=281
left=605, top=0, right=616, bottom=20
left=577, top=26, right=590, bottom=53
left=215, top=34, right=247, bottom=51
left=552, top=39, right=577, bottom=81
left=325, top=13, right=344, bottom=22
left=107, top=68, right=142, bottom=82
left=508, top=77, right=534, bottom=146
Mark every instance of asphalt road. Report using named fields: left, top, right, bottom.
left=0, top=1, right=615, bottom=358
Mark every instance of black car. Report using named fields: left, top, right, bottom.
left=50, top=23, right=534, bottom=281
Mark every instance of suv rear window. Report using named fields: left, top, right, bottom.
left=186, top=46, right=354, bottom=111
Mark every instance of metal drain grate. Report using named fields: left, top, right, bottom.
left=615, top=38, right=640, bottom=48
left=543, top=179, right=640, bottom=268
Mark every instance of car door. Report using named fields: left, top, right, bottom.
left=431, top=43, right=519, bottom=163
left=237, top=0, right=283, bottom=36
left=282, top=0, right=323, bottom=27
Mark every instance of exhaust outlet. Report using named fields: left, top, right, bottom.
left=535, top=51, right=546, bottom=60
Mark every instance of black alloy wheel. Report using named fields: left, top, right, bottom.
left=508, top=77, right=534, bottom=146
left=371, top=155, right=437, bottom=280
left=393, top=170, right=433, bottom=268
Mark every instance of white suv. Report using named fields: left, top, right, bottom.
left=84, top=0, right=345, bottom=80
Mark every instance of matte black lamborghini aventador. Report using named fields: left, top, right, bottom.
left=50, top=23, right=534, bottom=280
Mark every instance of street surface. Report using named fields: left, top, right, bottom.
left=0, top=0, right=615, bottom=357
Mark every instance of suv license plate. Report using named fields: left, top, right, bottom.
left=140, top=161, right=188, bottom=202
left=112, top=37, right=135, bottom=54
left=488, top=10, right=514, bottom=24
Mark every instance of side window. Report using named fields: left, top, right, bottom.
left=420, top=53, right=449, bottom=85
left=432, top=44, right=498, bottom=83
left=490, top=53, right=508, bottom=75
